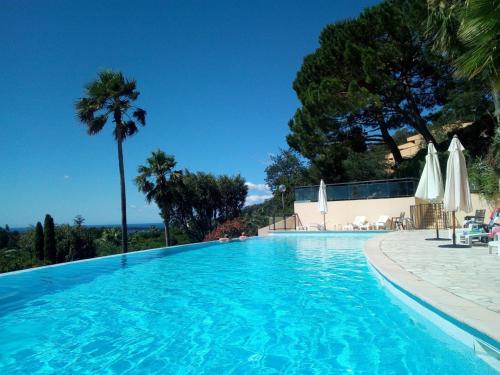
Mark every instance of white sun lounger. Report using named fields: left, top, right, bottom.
left=297, top=223, right=325, bottom=231
left=343, top=216, right=367, bottom=230
left=361, top=215, right=390, bottom=230
left=458, top=231, right=490, bottom=246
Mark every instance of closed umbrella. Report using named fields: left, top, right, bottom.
left=318, top=179, right=328, bottom=230
left=441, top=135, right=472, bottom=247
left=415, top=142, right=445, bottom=240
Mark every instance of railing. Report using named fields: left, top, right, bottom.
left=268, top=214, right=297, bottom=231
left=295, top=178, right=419, bottom=202
left=410, top=203, right=450, bottom=229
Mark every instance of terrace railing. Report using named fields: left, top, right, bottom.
left=268, top=214, right=297, bottom=231
left=295, top=178, right=418, bottom=202
left=410, top=203, right=450, bottom=230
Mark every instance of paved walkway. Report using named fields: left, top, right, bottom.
left=365, top=230, right=500, bottom=343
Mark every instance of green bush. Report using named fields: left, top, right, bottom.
left=469, top=158, right=499, bottom=203
left=0, top=248, right=38, bottom=273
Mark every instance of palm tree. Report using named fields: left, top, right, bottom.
left=135, top=150, right=181, bottom=246
left=427, top=0, right=499, bottom=123
left=75, top=70, right=146, bottom=253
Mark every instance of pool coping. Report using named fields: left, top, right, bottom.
left=364, top=233, right=500, bottom=348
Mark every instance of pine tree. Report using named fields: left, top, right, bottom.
left=44, top=214, right=56, bottom=263
left=34, top=222, right=44, bottom=261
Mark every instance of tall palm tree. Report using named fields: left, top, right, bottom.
left=135, top=150, right=181, bottom=246
left=75, top=70, right=146, bottom=253
left=427, top=0, right=499, bottom=123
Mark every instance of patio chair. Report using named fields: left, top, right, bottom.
left=463, top=209, right=486, bottom=228
left=404, top=217, right=416, bottom=230
left=343, top=216, right=367, bottom=230
left=488, top=233, right=500, bottom=255
left=393, top=212, right=406, bottom=231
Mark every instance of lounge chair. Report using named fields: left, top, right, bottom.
left=343, top=216, right=367, bottom=230
left=297, top=223, right=325, bottom=231
left=308, top=223, right=325, bottom=231
left=488, top=233, right=500, bottom=255
left=362, top=215, right=390, bottom=230
left=463, top=209, right=486, bottom=228
left=458, top=229, right=489, bottom=246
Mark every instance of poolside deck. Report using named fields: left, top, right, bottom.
left=365, top=230, right=500, bottom=343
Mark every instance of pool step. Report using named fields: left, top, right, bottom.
left=474, top=339, right=500, bottom=372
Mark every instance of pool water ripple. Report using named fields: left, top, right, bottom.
left=0, top=235, right=497, bottom=374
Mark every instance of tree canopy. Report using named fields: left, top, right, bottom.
left=172, top=171, right=248, bottom=241
left=264, top=149, right=310, bottom=212
left=135, top=150, right=181, bottom=246
left=288, top=0, right=454, bottom=181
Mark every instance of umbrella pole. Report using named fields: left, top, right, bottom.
left=452, top=211, right=456, bottom=246
left=435, top=221, right=439, bottom=239
left=323, top=213, right=326, bottom=231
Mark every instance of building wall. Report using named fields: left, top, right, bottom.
left=294, top=197, right=416, bottom=230
left=293, top=193, right=494, bottom=230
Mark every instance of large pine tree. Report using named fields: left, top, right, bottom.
left=288, top=0, right=454, bottom=180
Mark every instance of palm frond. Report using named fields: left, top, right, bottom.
left=133, top=108, right=146, bottom=125
left=77, top=69, right=146, bottom=141
left=87, top=114, right=108, bottom=135
left=75, top=98, right=98, bottom=123
left=124, top=121, right=138, bottom=137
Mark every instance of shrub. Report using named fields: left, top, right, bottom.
left=203, top=218, right=247, bottom=241
left=469, top=158, right=499, bottom=203
left=55, top=225, right=97, bottom=262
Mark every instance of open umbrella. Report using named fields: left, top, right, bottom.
left=441, top=135, right=472, bottom=248
left=415, top=142, right=445, bottom=240
left=318, top=179, right=328, bottom=230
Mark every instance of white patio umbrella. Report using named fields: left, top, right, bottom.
left=415, top=142, right=444, bottom=239
left=318, top=179, right=328, bottom=230
left=443, top=135, right=472, bottom=246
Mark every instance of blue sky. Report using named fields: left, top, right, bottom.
left=0, top=0, right=378, bottom=227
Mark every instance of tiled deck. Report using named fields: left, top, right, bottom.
left=364, top=230, right=500, bottom=343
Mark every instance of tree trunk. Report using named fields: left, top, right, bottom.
left=117, top=137, right=128, bottom=253
left=404, top=95, right=443, bottom=150
left=379, top=122, right=403, bottom=164
left=492, top=83, right=500, bottom=125
left=163, top=220, right=170, bottom=247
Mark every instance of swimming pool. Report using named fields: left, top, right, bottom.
left=0, top=234, right=497, bottom=374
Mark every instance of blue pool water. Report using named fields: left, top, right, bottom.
left=0, top=234, right=496, bottom=374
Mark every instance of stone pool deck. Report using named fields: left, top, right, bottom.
left=364, top=230, right=500, bottom=344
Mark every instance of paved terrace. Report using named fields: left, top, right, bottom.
left=365, top=230, right=500, bottom=343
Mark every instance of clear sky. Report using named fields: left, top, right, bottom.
left=0, top=0, right=379, bottom=227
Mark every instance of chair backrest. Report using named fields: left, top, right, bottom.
left=377, top=215, right=390, bottom=224
left=354, top=216, right=366, bottom=225
left=399, top=212, right=405, bottom=220
left=475, top=209, right=486, bottom=222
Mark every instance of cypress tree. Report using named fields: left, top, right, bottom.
left=44, top=214, right=56, bottom=263
left=34, top=222, right=44, bottom=261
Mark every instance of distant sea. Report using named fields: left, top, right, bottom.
left=10, top=223, right=164, bottom=233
